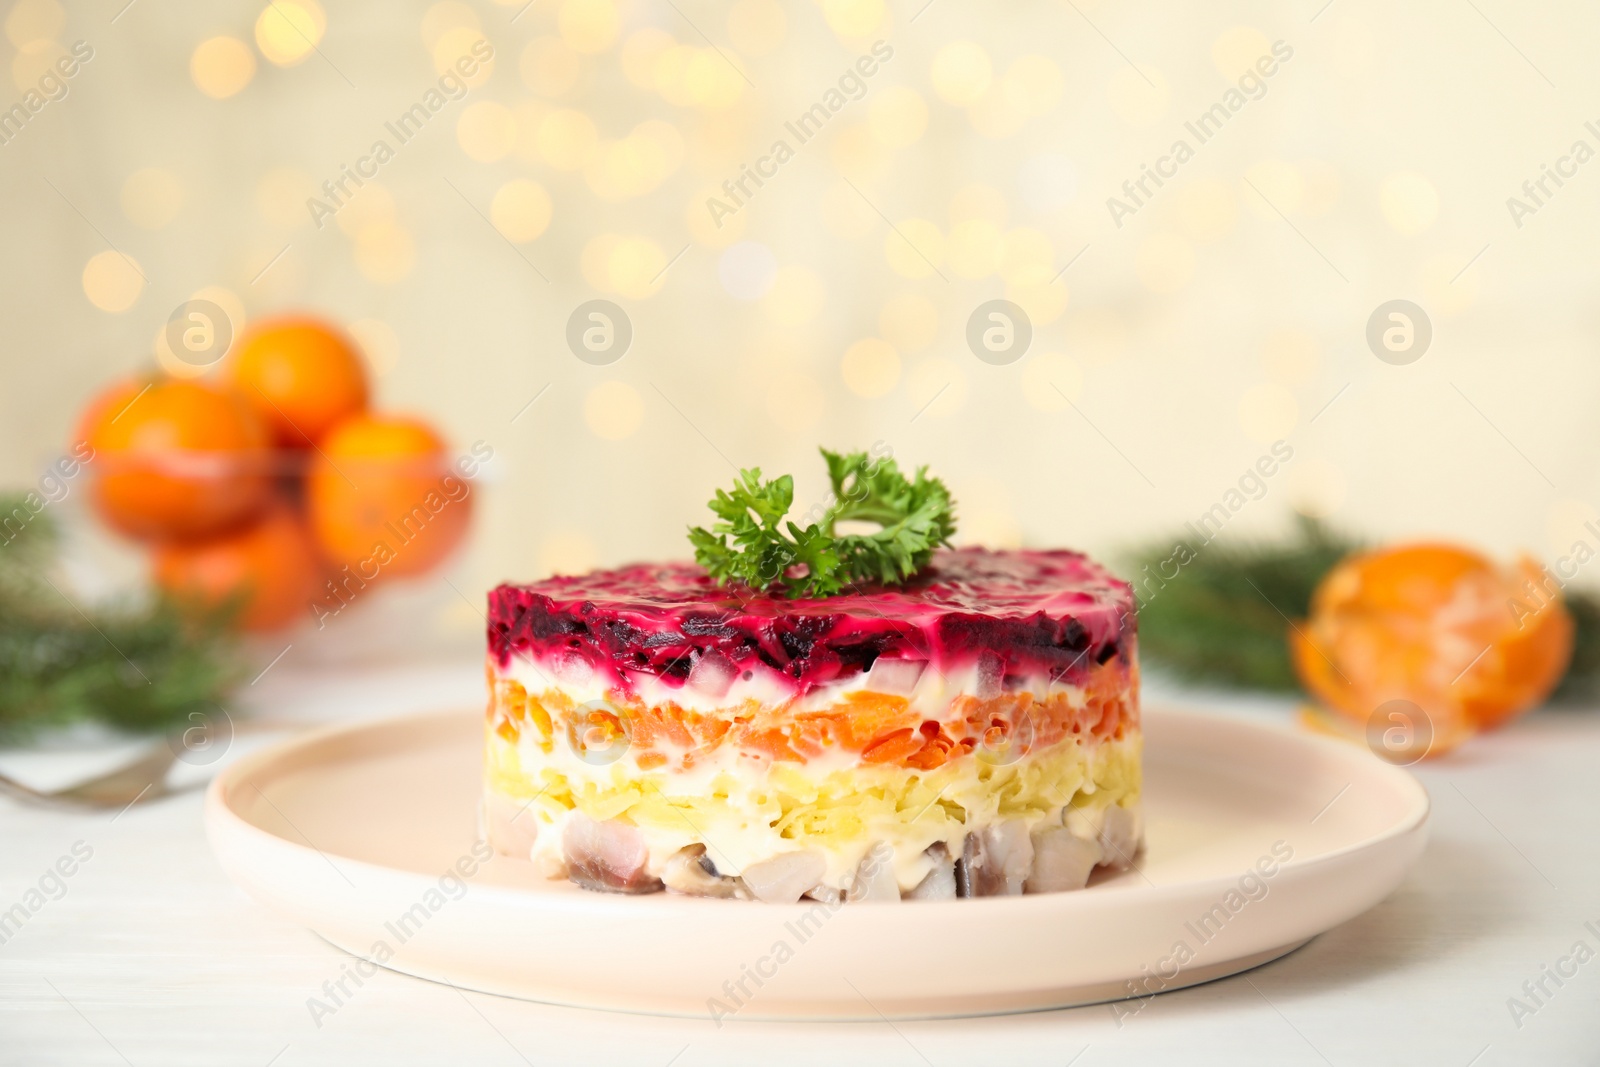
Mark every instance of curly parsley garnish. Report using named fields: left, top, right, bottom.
left=688, top=448, right=957, bottom=598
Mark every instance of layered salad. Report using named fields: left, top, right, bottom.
left=482, top=546, right=1142, bottom=902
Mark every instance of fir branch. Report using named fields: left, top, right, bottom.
left=1121, top=514, right=1361, bottom=691
left=1553, top=590, right=1600, bottom=703
left=0, top=493, right=245, bottom=739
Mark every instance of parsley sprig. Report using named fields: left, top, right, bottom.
left=689, top=448, right=957, bottom=598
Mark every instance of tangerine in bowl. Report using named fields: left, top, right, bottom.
left=152, top=502, right=324, bottom=631
left=306, top=413, right=475, bottom=581
left=76, top=377, right=273, bottom=541
left=226, top=316, right=369, bottom=449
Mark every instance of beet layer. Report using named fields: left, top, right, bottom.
left=488, top=547, right=1135, bottom=698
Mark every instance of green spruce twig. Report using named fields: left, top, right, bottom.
left=1552, top=590, right=1600, bottom=702
left=0, top=494, right=245, bottom=739
left=1120, top=514, right=1361, bottom=691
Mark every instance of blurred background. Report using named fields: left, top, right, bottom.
left=3, top=0, right=1596, bottom=665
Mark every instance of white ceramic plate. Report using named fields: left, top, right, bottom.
left=204, top=706, right=1428, bottom=1020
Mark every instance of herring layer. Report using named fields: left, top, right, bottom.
left=485, top=727, right=1143, bottom=893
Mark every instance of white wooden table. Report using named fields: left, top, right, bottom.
left=2, top=663, right=1597, bottom=1066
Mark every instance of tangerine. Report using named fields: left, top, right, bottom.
left=76, top=376, right=272, bottom=541
left=1291, top=543, right=1573, bottom=759
left=227, top=316, right=369, bottom=448
left=306, top=414, right=471, bottom=578
left=153, top=503, right=322, bottom=631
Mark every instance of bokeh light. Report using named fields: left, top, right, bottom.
left=620, top=28, right=672, bottom=89
left=868, top=85, right=928, bottom=148
left=5, top=0, right=64, bottom=46
left=931, top=42, right=991, bottom=106
left=12, top=39, right=65, bottom=93
left=254, top=0, right=326, bottom=67
left=491, top=179, right=553, bottom=243
left=81, top=251, right=144, bottom=313
left=538, top=108, right=599, bottom=170
left=586, top=120, right=684, bottom=199
left=420, top=1, right=479, bottom=49
left=191, top=37, right=256, bottom=99
left=521, top=36, right=582, bottom=97
left=560, top=0, right=620, bottom=55
left=583, top=234, right=669, bottom=298
left=433, top=26, right=494, bottom=86
left=823, top=0, right=885, bottom=39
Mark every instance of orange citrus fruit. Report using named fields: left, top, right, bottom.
left=153, top=503, right=323, bottom=631
left=306, top=414, right=472, bottom=578
left=227, top=316, right=369, bottom=448
left=77, top=376, right=272, bottom=541
left=1291, top=543, right=1573, bottom=759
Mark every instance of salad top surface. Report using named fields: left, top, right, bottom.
left=488, top=547, right=1135, bottom=692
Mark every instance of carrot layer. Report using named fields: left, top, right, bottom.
left=488, top=658, right=1138, bottom=773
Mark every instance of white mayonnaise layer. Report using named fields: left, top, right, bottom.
left=500, top=653, right=1081, bottom=720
